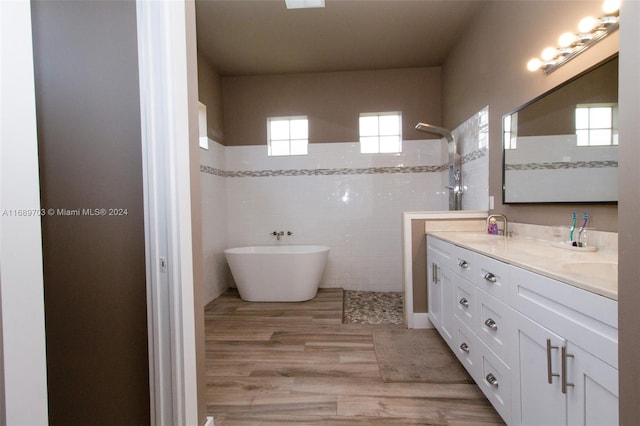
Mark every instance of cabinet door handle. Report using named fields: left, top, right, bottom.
left=458, top=259, right=469, bottom=269
left=432, top=262, right=439, bottom=284
left=484, top=318, right=498, bottom=331
left=460, top=342, right=470, bottom=353
left=486, top=373, right=499, bottom=387
left=546, top=338, right=560, bottom=384
left=561, top=345, right=575, bottom=394
left=483, top=272, right=497, bottom=283
left=459, top=298, right=469, bottom=308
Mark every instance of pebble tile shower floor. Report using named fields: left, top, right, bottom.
left=342, top=290, right=404, bottom=325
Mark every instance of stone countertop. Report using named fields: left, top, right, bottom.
left=427, top=232, right=618, bottom=300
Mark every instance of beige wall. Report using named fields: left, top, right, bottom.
left=443, top=0, right=618, bottom=231
left=221, top=67, right=442, bottom=146
left=31, top=1, right=150, bottom=423
left=411, top=220, right=428, bottom=313
left=198, top=52, right=225, bottom=143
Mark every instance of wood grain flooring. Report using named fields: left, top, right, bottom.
left=205, top=288, right=504, bottom=425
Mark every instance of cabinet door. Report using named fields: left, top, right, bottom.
left=427, top=259, right=455, bottom=347
left=515, top=311, right=567, bottom=426
left=427, top=258, right=442, bottom=331
left=427, top=238, right=455, bottom=349
left=566, top=342, right=619, bottom=426
left=438, top=264, right=455, bottom=348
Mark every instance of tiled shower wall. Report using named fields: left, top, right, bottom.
left=456, top=106, right=489, bottom=211
left=200, top=108, right=489, bottom=301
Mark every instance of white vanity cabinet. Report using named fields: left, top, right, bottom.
left=510, top=266, right=619, bottom=426
left=426, top=235, right=619, bottom=426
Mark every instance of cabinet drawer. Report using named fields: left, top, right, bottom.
left=476, top=288, right=514, bottom=363
left=475, top=254, right=509, bottom=303
left=454, top=277, right=476, bottom=332
left=453, top=245, right=475, bottom=282
left=454, top=316, right=480, bottom=379
left=477, top=338, right=512, bottom=424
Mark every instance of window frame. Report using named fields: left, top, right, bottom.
left=359, top=111, right=403, bottom=154
left=267, top=115, right=309, bottom=157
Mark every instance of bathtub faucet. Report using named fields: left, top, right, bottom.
left=271, top=231, right=292, bottom=241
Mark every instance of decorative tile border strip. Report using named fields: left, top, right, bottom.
left=506, top=160, right=618, bottom=171
left=200, top=165, right=226, bottom=177
left=461, top=147, right=487, bottom=164
left=200, top=148, right=487, bottom=178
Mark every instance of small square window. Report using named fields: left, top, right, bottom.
left=267, top=116, right=308, bottom=156
left=359, top=112, right=402, bottom=153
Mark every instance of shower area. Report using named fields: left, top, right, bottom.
left=415, top=122, right=464, bottom=211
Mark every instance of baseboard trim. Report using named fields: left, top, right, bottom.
left=411, top=313, right=434, bottom=329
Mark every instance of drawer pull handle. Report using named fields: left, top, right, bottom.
left=561, top=345, right=575, bottom=394
left=484, top=272, right=497, bottom=283
left=486, top=373, right=499, bottom=387
left=458, top=260, right=469, bottom=269
left=484, top=318, right=498, bottom=331
left=460, top=342, right=470, bottom=353
left=546, top=338, right=560, bottom=384
left=459, top=298, right=469, bottom=308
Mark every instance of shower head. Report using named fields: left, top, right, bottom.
left=415, top=122, right=454, bottom=142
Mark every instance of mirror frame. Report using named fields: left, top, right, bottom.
left=502, top=53, right=619, bottom=205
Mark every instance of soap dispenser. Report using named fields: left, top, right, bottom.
left=487, top=217, right=499, bottom=235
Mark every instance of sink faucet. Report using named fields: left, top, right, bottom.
left=487, top=214, right=509, bottom=237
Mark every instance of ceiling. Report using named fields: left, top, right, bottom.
left=195, top=0, right=487, bottom=76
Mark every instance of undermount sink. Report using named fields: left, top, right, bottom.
left=561, top=262, right=618, bottom=282
left=456, top=233, right=506, bottom=242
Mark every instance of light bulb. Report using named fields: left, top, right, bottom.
left=578, top=16, right=598, bottom=33
left=558, top=32, right=577, bottom=48
left=602, top=0, right=620, bottom=14
left=527, top=58, right=542, bottom=72
left=541, top=47, right=557, bottom=61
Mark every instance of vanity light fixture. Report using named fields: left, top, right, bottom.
left=527, top=0, right=620, bottom=74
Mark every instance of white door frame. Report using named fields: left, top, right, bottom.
left=0, top=2, right=202, bottom=425
left=136, top=1, right=199, bottom=425
left=0, top=1, right=49, bottom=424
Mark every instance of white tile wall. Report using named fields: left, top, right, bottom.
left=200, top=108, right=489, bottom=295
left=200, top=140, right=229, bottom=304
left=224, top=140, right=447, bottom=291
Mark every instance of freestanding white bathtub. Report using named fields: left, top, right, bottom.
left=224, top=245, right=330, bottom=302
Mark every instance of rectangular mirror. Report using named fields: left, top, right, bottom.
left=503, top=55, right=618, bottom=204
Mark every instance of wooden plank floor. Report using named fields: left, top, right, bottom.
left=205, top=288, right=504, bottom=425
